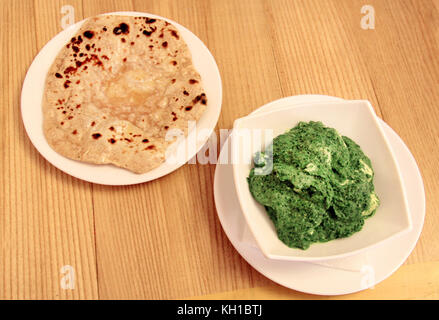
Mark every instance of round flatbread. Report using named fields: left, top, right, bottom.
left=43, top=15, right=207, bottom=173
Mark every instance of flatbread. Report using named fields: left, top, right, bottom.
left=43, top=15, right=207, bottom=173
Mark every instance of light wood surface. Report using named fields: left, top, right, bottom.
left=1, top=0, right=438, bottom=300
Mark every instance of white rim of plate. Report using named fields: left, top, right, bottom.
left=214, top=94, right=425, bottom=295
left=21, top=11, right=222, bottom=185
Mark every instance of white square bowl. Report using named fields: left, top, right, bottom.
left=231, top=100, right=412, bottom=261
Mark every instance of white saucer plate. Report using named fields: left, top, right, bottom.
left=214, top=95, right=425, bottom=295
left=21, top=11, right=222, bottom=185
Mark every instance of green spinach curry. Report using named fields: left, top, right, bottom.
left=247, top=121, right=380, bottom=250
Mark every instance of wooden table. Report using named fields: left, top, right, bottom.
left=1, top=0, right=438, bottom=300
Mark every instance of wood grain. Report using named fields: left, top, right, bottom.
left=1, top=0, right=97, bottom=299
left=0, top=0, right=438, bottom=299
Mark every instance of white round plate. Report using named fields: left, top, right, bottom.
left=214, top=95, right=425, bottom=295
left=21, top=11, right=222, bottom=185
